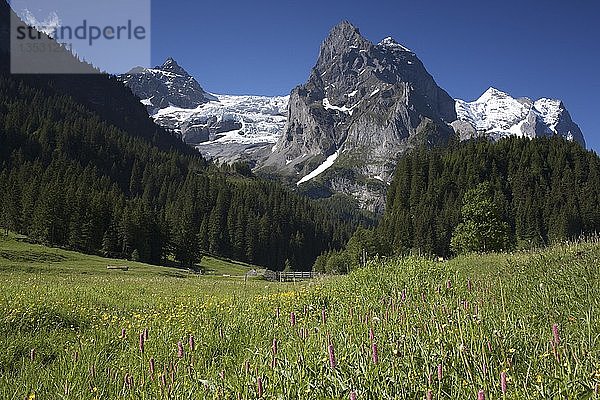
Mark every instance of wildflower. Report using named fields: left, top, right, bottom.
left=350, top=390, right=357, bottom=400
left=328, top=344, right=337, bottom=368
left=372, top=342, right=379, bottom=364
left=501, top=371, right=507, bottom=394
left=121, top=328, right=126, bottom=338
left=189, top=334, right=195, bottom=351
left=290, top=312, right=296, bottom=326
left=369, top=327, right=374, bottom=342
left=322, top=308, right=327, bottom=324
left=30, top=348, right=35, bottom=362
left=446, top=279, right=452, bottom=289
left=272, top=338, right=278, bottom=355
left=177, top=341, right=184, bottom=358
left=149, top=357, right=155, bottom=375
left=426, top=389, right=432, bottom=400
left=143, top=328, right=149, bottom=341
left=257, top=376, right=263, bottom=397
left=437, top=364, right=443, bottom=381
left=139, top=333, right=145, bottom=353
left=467, top=279, right=473, bottom=291
left=401, top=289, right=407, bottom=302
left=552, top=323, right=560, bottom=346
left=477, top=389, right=485, bottom=400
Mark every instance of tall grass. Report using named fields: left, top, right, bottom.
left=0, top=237, right=598, bottom=399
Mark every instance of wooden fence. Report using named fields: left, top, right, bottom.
left=263, top=270, right=319, bottom=282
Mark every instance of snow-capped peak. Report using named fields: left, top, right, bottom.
left=378, top=36, right=412, bottom=52
left=476, top=87, right=510, bottom=102
left=453, top=88, right=585, bottom=147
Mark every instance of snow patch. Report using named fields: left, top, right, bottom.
left=297, top=151, right=340, bottom=185
left=322, top=98, right=359, bottom=116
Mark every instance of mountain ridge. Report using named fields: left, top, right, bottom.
left=453, top=87, right=585, bottom=146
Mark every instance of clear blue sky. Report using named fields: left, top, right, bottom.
left=151, top=0, right=600, bottom=151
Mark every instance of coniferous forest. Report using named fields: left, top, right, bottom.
left=379, top=137, right=600, bottom=256
left=0, top=63, right=360, bottom=270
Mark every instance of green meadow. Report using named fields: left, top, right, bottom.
left=0, top=233, right=599, bottom=399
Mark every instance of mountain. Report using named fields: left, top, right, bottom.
left=117, top=22, right=587, bottom=213
left=263, top=21, right=457, bottom=212
left=119, top=59, right=289, bottom=163
left=453, top=87, right=586, bottom=147
left=120, top=58, right=213, bottom=112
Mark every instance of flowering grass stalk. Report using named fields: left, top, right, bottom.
left=328, top=343, right=337, bottom=368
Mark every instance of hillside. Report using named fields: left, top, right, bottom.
left=1, top=233, right=598, bottom=398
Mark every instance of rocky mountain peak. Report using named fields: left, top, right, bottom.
left=265, top=22, right=457, bottom=212
left=454, top=88, right=585, bottom=147
left=318, top=21, right=371, bottom=62
left=160, top=57, right=189, bottom=76
left=477, top=87, right=510, bottom=102
left=119, top=57, right=211, bottom=112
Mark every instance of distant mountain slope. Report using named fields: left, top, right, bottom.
left=453, top=87, right=585, bottom=147
left=119, top=59, right=289, bottom=163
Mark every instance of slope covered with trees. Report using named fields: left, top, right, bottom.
left=380, top=137, right=600, bottom=256
left=0, top=69, right=359, bottom=269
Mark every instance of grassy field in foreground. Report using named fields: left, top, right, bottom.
left=0, top=235, right=599, bottom=399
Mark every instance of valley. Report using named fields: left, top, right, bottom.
left=1, top=1, right=599, bottom=398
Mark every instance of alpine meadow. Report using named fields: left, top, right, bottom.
left=1, top=0, right=599, bottom=399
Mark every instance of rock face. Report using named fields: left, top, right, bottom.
left=264, top=21, right=457, bottom=212
left=453, top=87, right=585, bottom=147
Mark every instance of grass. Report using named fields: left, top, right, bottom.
left=0, top=233, right=599, bottom=399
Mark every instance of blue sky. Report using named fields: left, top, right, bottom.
left=151, top=0, right=600, bottom=151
